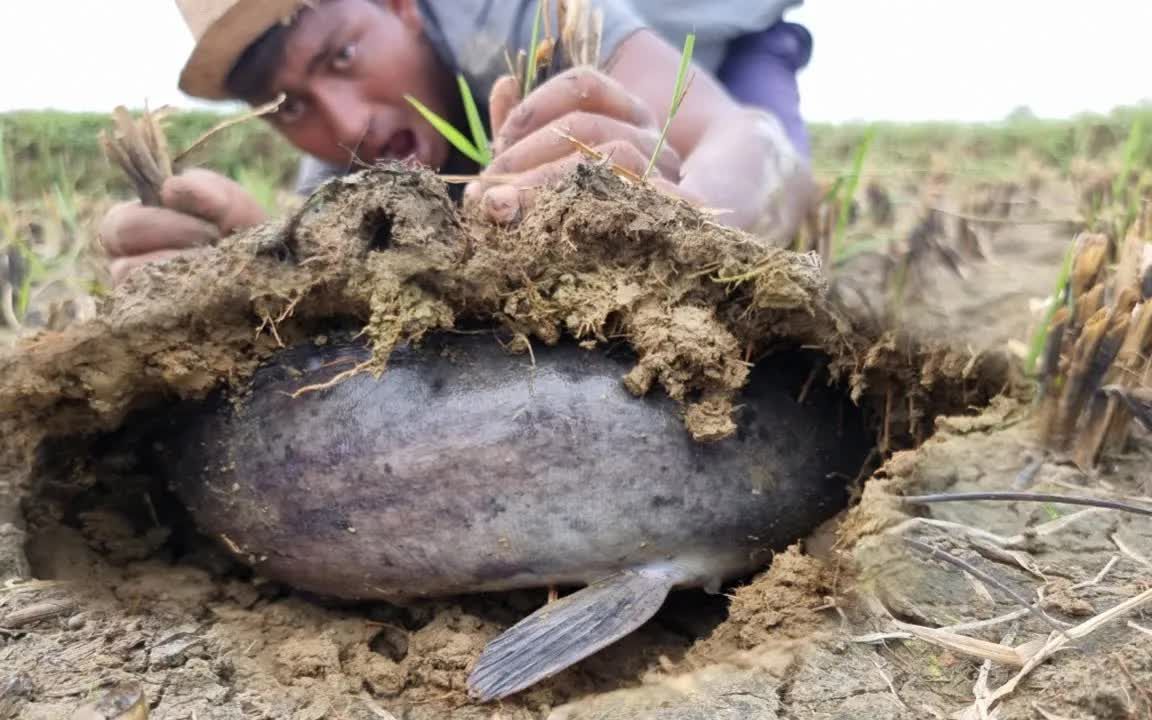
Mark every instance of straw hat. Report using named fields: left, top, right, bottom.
left=176, top=0, right=306, bottom=100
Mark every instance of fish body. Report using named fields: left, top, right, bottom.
left=161, top=333, right=870, bottom=700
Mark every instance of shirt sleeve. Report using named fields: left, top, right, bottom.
left=599, top=0, right=803, bottom=72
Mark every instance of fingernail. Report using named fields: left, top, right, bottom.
left=484, top=194, right=519, bottom=225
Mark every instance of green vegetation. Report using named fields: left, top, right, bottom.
left=523, top=0, right=548, bottom=97
left=405, top=76, right=492, bottom=167
left=0, top=110, right=295, bottom=203
left=826, top=126, right=875, bottom=261
left=4, top=103, right=1151, bottom=204
left=644, top=32, right=695, bottom=181
left=810, top=104, right=1152, bottom=178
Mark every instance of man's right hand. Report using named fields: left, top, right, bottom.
left=99, top=169, right=267, bottom=286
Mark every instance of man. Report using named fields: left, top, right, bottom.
left=100, top=0, right=814, bottom=284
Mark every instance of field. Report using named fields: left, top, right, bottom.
left=0, top=105, right=1151, bottom=719
left=3, top=104, right=1152, bottom=343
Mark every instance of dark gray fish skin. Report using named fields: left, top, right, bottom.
left=163, top=333, right=869, bottom=602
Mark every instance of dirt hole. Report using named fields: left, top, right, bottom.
left=18, top=336, right=882, bottom=716
left=361, top=209, right=394, bottom=252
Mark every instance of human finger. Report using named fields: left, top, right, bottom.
left=161, top=169, right=267, bottom=235
left=98, top=202, right=220, bottom=258
left=487, top=112, right=681, bottom=182
left=488, top=74, right=522, bottom=153
left=493, top=67, right=656, bottom=152
left=478, top=139, right=659, bottom=223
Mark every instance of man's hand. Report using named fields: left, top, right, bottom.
left=464, top=30, right=813, bottom=241
left=464, top=68, right=692, bottom=223
left=99, top=169, right=267, bottom=286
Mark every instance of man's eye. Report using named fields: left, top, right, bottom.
left=275, top=97, right=307, bottom=125
left=332, top=43, right=357, bottom=71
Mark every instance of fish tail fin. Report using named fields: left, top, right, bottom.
left=467, top=566, right=679, bottom=702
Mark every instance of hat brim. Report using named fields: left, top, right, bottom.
left=178, top=0, right=305, bottom=100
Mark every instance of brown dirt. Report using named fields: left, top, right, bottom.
left=0, top=164, right=1088, bottom=719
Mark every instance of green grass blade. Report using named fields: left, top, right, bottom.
left=832, top=234, right=890, bottom=267
left=0, top=126, right=11, bottom=204
left=1114, top=114, right=1145, bottom=204
left=643, top=32, right=696, bottom=180
left=405, top=95, right=485, bottom=166
left=523, top=0, right=546, bottom=97
left=1024, top=241, right=1077, bottom=377
left=667, top=32, right=696, bottom=117
left=832, top=127, right=875, bottom=259
left=457, top=75, right=491, bottom=165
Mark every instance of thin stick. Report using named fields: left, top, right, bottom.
left=943, top=607, right=1033, bottom=635
left=886, top=509, right=1106, bottom=551
left=903, top=538, right=1066, bottom=632
left=871, top=658, right=908, bottom=710
left=901, top=491, right=1152, bottom=518
left=1069, top=555, right=1120, bottom=591
left=1115, top=655, right=1152, bottom=717
left=287, top=359, right=373, bottom=399
left=173, top=94, right=286, bottom=165
left=977, top=587, right=1152, bottom=713
left=972, top=626, right=1018, bottom=720
left=1112, top=533, right=1152, bottom=569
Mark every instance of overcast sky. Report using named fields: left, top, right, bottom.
left=2, top=1, right=1149, bottom=123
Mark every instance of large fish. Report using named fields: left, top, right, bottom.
left=158, top=332, right=870, bottom=701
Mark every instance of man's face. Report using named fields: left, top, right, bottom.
left=266, top=0, right=456, bottom=169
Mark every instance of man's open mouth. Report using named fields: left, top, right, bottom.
left=381, top=129, right=417, bottom=162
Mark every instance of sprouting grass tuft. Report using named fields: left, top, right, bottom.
left=405, top=80, right=492, bottom=167
left=523, top=0, right=548, bottom=97
left=0, top=127, right=11, bottom=204
left=1114, top=115, right=1145, bottom=205
left=643, top=32, right=695, bottom=181
left=831, top=127, right=875, bottom=260
left=458, top=75, right=491, bottom=164
left=1025, top=241, right=1077, bottom=377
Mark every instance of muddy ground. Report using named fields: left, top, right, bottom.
left=1, top=166, right=1150, bottom=719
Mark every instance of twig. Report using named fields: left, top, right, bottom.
left=871, top=657, right=908, bottom=710
left=972, top=626, right=1018, bottom=720
left=362, top=697, right=401, bottom=720
left=1128, top=621, right=1152, bottom=638
left=886, top=508, right=1105, bottom=551
left=903, top=538, right=1066, bottom=631
left=1112, top=533, right=1152, bottom=569
left=974, top=586, right=1152, bottom=714
left=886, top=517, right=1013, bottom=546
left=1069, top=555, right=1120, bottom=591
left=1115, top=655, right=1152, bottom=717
left=287, top=359, right=373, bottom=399
left=901, top=491, right=1152, bottom=518
left=943, top=608, right=1033, bottom=635
left=860, top=593, right=1035, bottom=667
left=1, top=598, right=76, bottom=628
left=173, top=94, right=286, bottom=165
left=1047, top=477, right=1152, bottom=505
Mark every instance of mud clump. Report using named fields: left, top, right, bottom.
left=0, top=164, right=1015, bottom=718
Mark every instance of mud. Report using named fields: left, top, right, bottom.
left=0, top=164, right=1102, bottom=719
